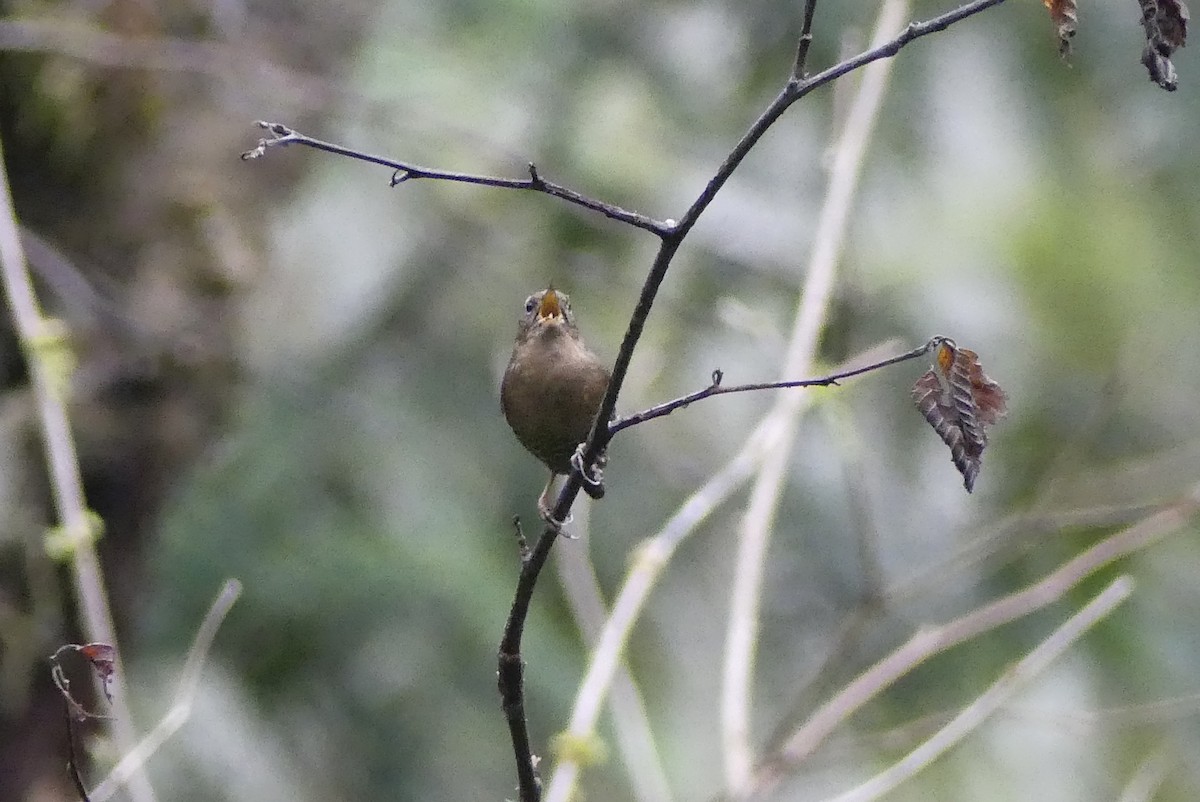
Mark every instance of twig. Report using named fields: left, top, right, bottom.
left=821, top=576, right=1135, bottom=802
left=48, top=647, right=110, bottom=801
left=792, top=0, right=821, bottom=79
left=498, top=526, right=558, bottom=801
left=721, top=0, right=908, bottom=791
left=89, top=579, right=242, bottom=802
left=242, top=123, right=671, bottom=237
left=63, top=703, right=93, bottom=802
left=609, top=338, right=939, bottom=436
left=749, top=494, right=1199, bottom=794
left=512, top=516, right=530, bottom=563
left=0, top=134, right=158, bottom=802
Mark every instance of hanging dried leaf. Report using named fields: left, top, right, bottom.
left=1139, top=0, right=1190, bottom=90
left=79, top=642, right=117, bottom=702
left=1159, top=0, right=1191, bottom=47
left=1044, top=0, right=1079, bottom=56
left=49, top=642, right=118, bottom=719
left=912, top=339, right=1008, bottom=492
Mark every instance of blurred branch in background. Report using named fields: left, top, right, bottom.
left=552, top=508, right=673, bottom=802
left=824, top=575, right=1136, bottom=802
left=89, top=579, right=242, bottom=802
left=0, top=136, right=157, bottom=802
left=752, top=490, right=1200, bottom=793
left=721, top=1, right=907, bottom=792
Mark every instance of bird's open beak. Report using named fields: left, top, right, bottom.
left=537, top=290, right=565, bottom=323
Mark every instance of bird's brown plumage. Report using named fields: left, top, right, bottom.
left=501, top=289, right=610, bottom=507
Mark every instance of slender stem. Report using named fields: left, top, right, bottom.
left=498, top=518, right=563, bottom=801
left=242, top=123, right=671, bottom=236
left=792, top=0, right=821, bottom=79
left=0, top=136, right=157, bottom=802
left=822, top=577, right=1135, bottom=802
left=63, top=704, right=93, bottom=802
left=609, top=338, right=940, bottom=436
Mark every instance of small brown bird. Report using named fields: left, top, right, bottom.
left=501, top=288, right=611, bottom=521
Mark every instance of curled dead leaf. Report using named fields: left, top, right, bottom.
left=912, top=339, right=1008, bottom=492
left=1044, top=0, right=1079, bottom=56
left=1139, top=0, right=1190, bottom=90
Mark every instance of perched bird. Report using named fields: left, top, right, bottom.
left=501, top=288, right=611, bottom=521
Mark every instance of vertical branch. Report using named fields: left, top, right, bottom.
left=793, top=0, right=822, bottom=78
left=719, top=0, right=910, bottom=793
left=0, top=139, right=157, bottom=802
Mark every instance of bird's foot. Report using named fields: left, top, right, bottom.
left=538, top=479, right=576, bottom=536
left=571, top=446, right=606, bottom=500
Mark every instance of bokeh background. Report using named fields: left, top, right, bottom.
left=3, top=0, right=1200, bottom=799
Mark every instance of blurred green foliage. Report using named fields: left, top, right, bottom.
left=4, top=0, right=1200, bottom=799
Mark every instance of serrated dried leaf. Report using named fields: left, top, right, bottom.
left=1044, top=0, right=1079, bottom=55
left=912, top=340, right=1007, bottom=493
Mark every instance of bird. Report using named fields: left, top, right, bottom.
left=501, top=288, right=611, bottom=522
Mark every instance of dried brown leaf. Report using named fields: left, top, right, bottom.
left=1044, top=0, right=1079, bottom=55
left=912, top=340, right=1007, bottom=493
left=1159, top=0, right=1190, bottom=49
left=1140, top=0, right=1190, bottom=90
left=79, top=642, right=117, bottom=702
left=49, top=642, right=118, bottom=719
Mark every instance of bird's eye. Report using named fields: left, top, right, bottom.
left=524, top=296, right=537, bottom=314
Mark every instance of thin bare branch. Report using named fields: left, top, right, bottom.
left=793, top=0, right=822, bottom=78
left=63, top=703, right=93, bottom=802
left=609, top=338, right=941, bottom=436
left=823, top=576, right=1135, bottom=802
left=500, top=0, right=1016, bottom=796
left=242, top=122, right=671, bottom=236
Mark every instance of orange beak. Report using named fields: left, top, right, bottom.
left=537, top=290, right=564, bottom=322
